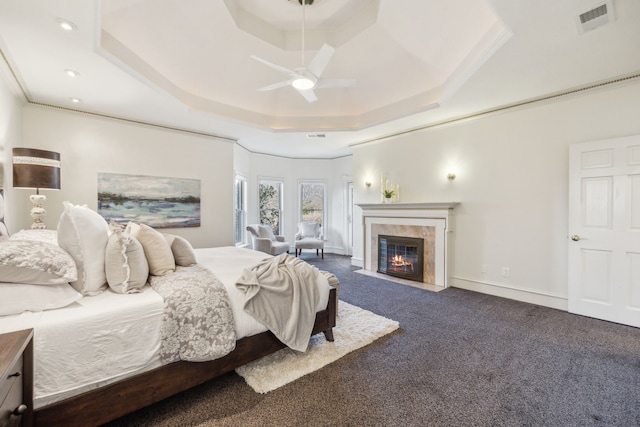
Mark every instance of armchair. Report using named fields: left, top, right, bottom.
left=246, top=224, right=290, bottom=255
left=294, top=222, right=324, bottom=259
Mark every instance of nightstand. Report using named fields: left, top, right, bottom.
left=0, top=329, right=33, bottom=427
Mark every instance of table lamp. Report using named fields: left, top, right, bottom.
left=12, top=148, right=61, bottom=229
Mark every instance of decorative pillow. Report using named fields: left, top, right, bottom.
left=0, top=282, right=82, bottom=316
left=0, top=223, right=8, bottom=238
left=9, top=229, right=59, bottom=245
left=105, top=227, right=149, bottom=294
left=300, top=222, right=319, bottom=238
left=124, top=221, right=140, bottom=236
left=257, top=224, right=276, bottom=240
left=126, top=222, right=175, bottom=276
left=0, top=189, right=7, bottom=238
left=163, top=234, right=197, bottom=267
left=57, top=201, right=109, bottom=295
left=0, top=240, right=78, bottom=285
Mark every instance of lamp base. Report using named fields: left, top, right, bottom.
left=29, top=194, right=47, bottom=230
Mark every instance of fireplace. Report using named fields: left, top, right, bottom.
left=378, top=235, right=424, bottom=282
left=357, top=202, right=459, bottom=289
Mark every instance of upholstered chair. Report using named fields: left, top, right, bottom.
left=294, top=222, right=324, bottom=259
left=246, top=224, right=290, bottom=255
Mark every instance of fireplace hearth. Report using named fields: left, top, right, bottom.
left=378, top=235, right=424, bottom=282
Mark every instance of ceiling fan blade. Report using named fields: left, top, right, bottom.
left=307, top=43, right=335, bottom=77
left=296, top=88, right=318, bottom=103
left=257, top=80, right=294, bottom=91
left=316, top=78, right=356, bottom=89
left=250, top=55, right=296, bottom=75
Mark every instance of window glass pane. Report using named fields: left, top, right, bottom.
left=300, top=182, right=324, bottom=224
left=234, top=176, right=247, bottom=245
left=259, top=179, right=282, bottom=235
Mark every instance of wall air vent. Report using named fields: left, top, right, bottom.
left=307, top=133, right=326, bottom=139
left=575, top=1, right=614, bottom=34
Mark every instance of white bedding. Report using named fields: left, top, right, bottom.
left=0, top=246, right=330, bottom=408
left=0, top=286, right=164, bottom=408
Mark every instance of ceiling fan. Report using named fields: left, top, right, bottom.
left=250, top=0, right=355, bottom=103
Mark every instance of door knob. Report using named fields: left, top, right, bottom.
left=570, top=234, right=581, bottom=241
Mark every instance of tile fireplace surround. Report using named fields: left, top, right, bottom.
left=357, top=202, right=459, bottom=289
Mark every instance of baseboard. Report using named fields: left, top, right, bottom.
left=450, top=276, right=568, bottom=311
left=324, top=245, right=348, bottom=256
left=351, top=257, right=363, bottom=268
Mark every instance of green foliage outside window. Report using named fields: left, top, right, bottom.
left=259, top=181, right=281, bottom=235
left=300, top=182, right=324, bottom=224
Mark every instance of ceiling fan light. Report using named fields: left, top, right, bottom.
left=292, top=76, right=315, bottom=90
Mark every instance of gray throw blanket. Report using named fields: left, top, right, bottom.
left=236, top=254, right=320, bottom=352
left=150, top=265, right=236, bottom=363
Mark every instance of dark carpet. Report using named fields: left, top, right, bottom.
left=105, top=254, right=640, bottom=427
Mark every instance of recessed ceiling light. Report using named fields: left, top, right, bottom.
left=65, top=69, right=80, bottom=78
left=69, top=97, right=81, bottom=103
left=56, top=18, right=77, bottom=31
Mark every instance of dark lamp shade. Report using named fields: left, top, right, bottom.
left=12, top=148, right=61, bottom=190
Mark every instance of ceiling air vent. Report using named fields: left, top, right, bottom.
left=575, top=1, right=614, bottom=34
left=306, top=133, right=326, bottom=139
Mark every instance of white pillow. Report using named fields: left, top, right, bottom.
left=300, top=222, right=319, bottom=238
left=257, top=224, right=276, bottom=240
left=126, top=222, right=175, bottom=276
left=163, top=234, right=197, bottom=267
left=57, top=201, right=109, bottom=295
left=9, top=229, right=59, bottom=245
left=0, top=240, right=78, bottom=285
left=105, top=230, right=149, bottom=294
left=0, top=282, right=82, bottom=316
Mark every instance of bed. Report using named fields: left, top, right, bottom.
left=0, top=203, right=337, bottom=427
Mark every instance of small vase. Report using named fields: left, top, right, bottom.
left=385, top=197, right=393, bottom=204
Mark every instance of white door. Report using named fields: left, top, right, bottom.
left=568, top=135, right=640, bottom=327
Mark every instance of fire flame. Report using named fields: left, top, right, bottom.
left=390, top=254, right=413, bottom=269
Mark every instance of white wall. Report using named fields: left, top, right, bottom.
left=234, top=146, right=353, bottom=254
left=352, top=79, right=640, bottom=310
left=0, top=59, right=25, bottom=222
left=14, top=105, right=235, bottom=248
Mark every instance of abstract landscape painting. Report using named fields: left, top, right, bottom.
left=98, top=172, right=200, bottom=228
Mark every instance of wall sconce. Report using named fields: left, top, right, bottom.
left=365, top=181, right=372, bottom=187
left=13, top=148, right=61, bottom=229
left=447, top=172, right=456, bottom=181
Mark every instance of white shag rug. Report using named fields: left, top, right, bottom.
left=235, top=301, right=400, bottom=393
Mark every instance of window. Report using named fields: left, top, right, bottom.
left=259, top=178, right=283, bottom=235
left=234, top=175, right=247, bottom=245
left=299, top=181, right=325, bottom=225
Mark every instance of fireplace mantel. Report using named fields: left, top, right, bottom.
left=357, top=202, right=459, bottom=210
left=358, top=202, right=459, bottom=227
left=357, top=202, right=459, bottom=289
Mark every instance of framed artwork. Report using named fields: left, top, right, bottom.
left=98, top=173, right=200, bottom=228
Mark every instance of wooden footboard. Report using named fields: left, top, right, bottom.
left=34, top=287, right=337, bottom=427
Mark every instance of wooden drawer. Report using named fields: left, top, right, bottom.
left=0, top=353, right=22, bottom=400
left=0, top=362, right=24, bottom=427
left=0, top=330, right=33, bottom=427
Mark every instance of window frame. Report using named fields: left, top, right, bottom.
left=234, top=174, right=247, bottom=246
left=258, top=177, right=284, bottom=235
left=298, top=180, right=326, bottom=227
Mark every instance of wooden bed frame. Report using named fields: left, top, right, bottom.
left=33, top=287, right=337, bottom=427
